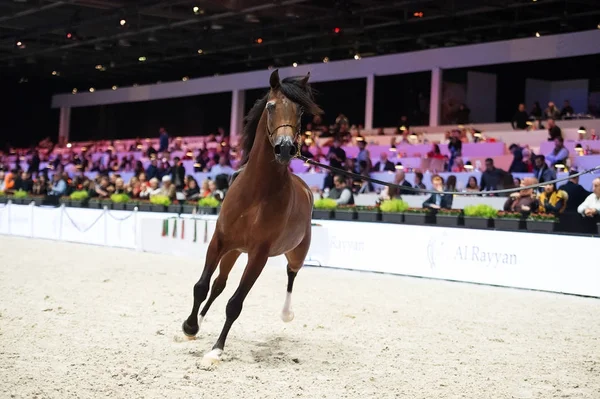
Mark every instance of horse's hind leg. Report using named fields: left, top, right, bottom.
left=202, top=248, right=269, bottom=365
left=182, top=234, right=225, bottom=337
left=281, top=228, right=311, bottom=323
left=199, top=250, right=241, bottom=324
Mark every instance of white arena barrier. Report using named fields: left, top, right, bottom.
left=1, top=203, right=598, bottom=298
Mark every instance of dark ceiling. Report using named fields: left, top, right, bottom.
left=1, top=0, right=600, bottom=90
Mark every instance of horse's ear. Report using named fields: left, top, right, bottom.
left=300, top=72, right=310, bottom=88
left=270, top=69, right=280, bottom=90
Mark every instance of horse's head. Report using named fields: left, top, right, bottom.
left=265, top=69, right=309, bottom=164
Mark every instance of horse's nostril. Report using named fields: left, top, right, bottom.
left=274, top=144, right=282, bottom=155
left=289, top=145, right=297, bottom=156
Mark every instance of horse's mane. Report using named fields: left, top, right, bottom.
left=239, top=75, right=323, bottom=166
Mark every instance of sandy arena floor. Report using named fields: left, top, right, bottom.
left=0, top=236, right=599, bottom=399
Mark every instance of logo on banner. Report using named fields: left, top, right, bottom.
left=427, top=231, right=518, bottom=269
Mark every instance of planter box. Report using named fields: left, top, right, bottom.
left=197, top=206, right=217, bottom=215
left=0, top=197, right=7, bottom=204
left=69, top=200, right=88, bottom=208
left=150, top=205, right=167, bottom=213
left=597, top=223, right=600, bottom=237
left=494, top=218, right=525, bottom=231
left=463, top=217, right=493, bottom=229
left=335, top=209, right=357, bottom=221
left=87, top=200, right=103, bottom=209
left=356, top=210, right=380, bottom=222
left=312, top=209, right=334, bottom=220
left=112, top=203, right=127, bottom=211
left=435, top=214, right=463, bottom=227
left=10, top=198, right=24, bottom=205
left=381, top=212, right=404, bottom=224
left=403, top=213, right=430, bottom=225
left=32, top=197, right=44, bottom=206
left=167, top=204, right=182, bottom=214
left=181, top=204, right=197, bottom=214
left=137, top=202, right=153, bottom=212
left=125, top=203, right=138, bottom=211
left=527, top=220, right=556, bottom=233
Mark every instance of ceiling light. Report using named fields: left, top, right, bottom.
left=120, top=19, right=126, bottom=26
left=72, top=88, right=77, bottom=94
left=354, top=53, right=361, bottom=60
left=66, top=32, right=73, bottom=39
left=197, top=49, right=203, bottom=54
left=138, top=56, right=146, bottom=62
left=333, top=27, right=341, bottom=34
left=66, top=143, right=72, bottom=148
left=323, top=56, right=329, bottom=63
left=193, top=6, right=204, bottom=14
left=597, top=23, right=600, bottom=29
left=95, top=64, right=103, bottom=70
left=51, top=70, right=59, bottom=76
left=182, top=76, right=189, bottom=81
left=292, top=62, right=298, bottom=67
left=89, top=87, right=95, bottom=92
left=535, top=32, right=541, bottom=37
left=112, top=85, right=118, bottom=90
left=16, top=41, right=25, bottom=48
left=256, top=37, right=263, bottom=44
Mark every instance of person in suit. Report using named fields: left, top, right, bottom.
left=372, top=152, right=395, bottom=172
left=423, top=175, right=453, bottom=209
left=559, top=170, right=591, bottom=213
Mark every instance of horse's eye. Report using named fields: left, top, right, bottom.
left=266, top=102, right=275, bottom=111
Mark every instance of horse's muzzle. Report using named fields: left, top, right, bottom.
left=274, top=137, right=297, bottom=164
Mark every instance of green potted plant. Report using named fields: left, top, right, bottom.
left=9, top=189, right=28, bottom=205
left=110, top=193, right=130, bottom=211
left=335, top=205, right=357, bottom=221
left=69, top=190, right=89, bottom=208
left=527, top=213, right=557, bottom=233
left=435, top=208, right=463, bottom=227
left=494, top=211, right=525, bottom=231
left=463, top=204, right=497, bottom=229
left=197, top=196, right=220, bottom=215
left=403, top=207, right=432, bottom=225
left=148, top=194, right=171, bottom=212
left=355, top=205, right=380, bottom=222
left=0, top=191, right=6, bottom=204
left=380, top=199, right=409, bottom=224
left=312, top=198, right=337, bottom=220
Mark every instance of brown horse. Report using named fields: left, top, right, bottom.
left=182, top=69, right=323, bottom=366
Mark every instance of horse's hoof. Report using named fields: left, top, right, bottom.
left=281, top=310, right=295, bottom=323
left=201, top=349, right=223, bottom=368
left=182, top=320, right=199, bottom=337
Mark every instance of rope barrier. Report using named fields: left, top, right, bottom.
left=295, top=155, right=600, bottom=196
left=62, top=206, right=106, bottom=233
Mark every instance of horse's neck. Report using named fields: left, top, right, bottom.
left=245, top=120, right=290, bottom=184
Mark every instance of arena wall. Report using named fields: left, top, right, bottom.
left=1, top=203, right=598, bottom=298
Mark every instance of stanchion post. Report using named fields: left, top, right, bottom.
left=7, top=200, right=11, bottom=235
left=30, top=201, right=34, bottom=238
left=103, top=206, right=108, bottom=246
left=59, top=203, right=65, bottom=240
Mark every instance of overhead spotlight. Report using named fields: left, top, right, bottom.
left=323, top=56, right=329, bottom=63
left=354, top=53, right=361, bottom=60
left=256, top=37, right=263, bottom=44
left=535, top=32, right=541, bottom=37
left=413, top=11, right=424, bottom=18
left=119, top=19, right=126, bottom=26
left=182, top=76, right=189, bottom=81
left=193, top=6, right=204, bottom=14
left=89, top=87, right=95, bottom=92
left=112, top=85, right=118, bottom=90
left=95, top=64, right=103, bottom=70
left=197, top=48, right=204, bottom=54
left=66, top=32, right=73, bottom=39
left=138, top=56, right=146, bottom=62
left=292, top=62, right=298, bottom=67
left=16, top=41, right=25, bottom=48
left=72, top=88, right=77, bottom=94
left=52, top=70, right=59, bottom=76
left=333, top=27, right=341, bottom=34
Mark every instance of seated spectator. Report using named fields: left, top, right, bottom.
left=445, top=175, right=457, bottom=192
left=423, top=175, right=452, bottom=210
left=113, top=177, right=127, bottom=194
left=127, top=176, right=142, bottom=198
left=14, top=171, right=33, bottom=192
left=184, top=178, right=201, bottom=200
left=464, top=176, right=480, bottom=193
left=373, top=153, right=395, bottom=172
left=210, top=154, right=234, bottom=180
left=545, top=137, right=569, bottom=167
left=479, top=158, right=504, bottom=192
left=31, top=175, right=48, bottom=196
left=538, top=183, right=568, bottom=215
left=93, top=176, right=111, bottom=198
left=560, top=171, right=590, bottom=213
left=577, top=178, right=600, bottom=218
left=354, top=161, right=373, bottom=194
left=426, top=144, right=444, bottom=159
left=413, top=171, right=426, bottom=190
left=171, top=156, right=186, bottom=191
left=140, top=177, right=160, bottom=199
left=511, top=103, right=529, bottom=130
left=3, top=170, right=16, bottom=193
left=533, top=155, right=556, bottom=190
left=327, top=175, right=354, bottom=205
left=546, top=118, right=562, bottom=141
left=381, top=170, right=413, bottom=200
left=560, top=100, right=574, bottom=119
left=503, top=177, right=538, bottom=215
left=545, top=102, right=561, bottom=120
left=48, top=173, right=67, bottom=196
left=0, top=170, right=4, bottom=192
left=158, top=175, right=176, bottom=200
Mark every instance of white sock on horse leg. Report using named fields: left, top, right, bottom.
left=281, top=292, right=294, bottom=322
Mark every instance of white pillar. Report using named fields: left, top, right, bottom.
left=58, top=106, right=71, bottom=144
left=364, top=74, right=375, bottom=131
left=229, top=89, right=245, bottom=145
left=429, top=67, right=442, bottom=127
